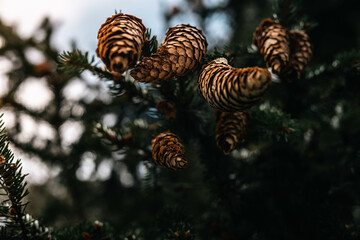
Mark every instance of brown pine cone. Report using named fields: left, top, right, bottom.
left=131, top=24, right=207, bottom=83
left=281, top=30, right=313, bottom=81
left=215, top=111, right=248, bottom=155
left=198, top=58, right=272, bottom=112
left=33, top=62, right=53, bottom=77
left=96, top=13, right=146, bottom=74
left=253, top=18, right=290, bottom=75
left=0, top=155, right=5, bottom=165
left=151, top=132, right=187, bottom=170
left=156, top=100, right=177, bottom=120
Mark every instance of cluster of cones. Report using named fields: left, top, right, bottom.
left=253, top=18, right=313, bottom=81
left=96, top=13, right=207, bottom=81
left=96, top=13, right=312, bottom=170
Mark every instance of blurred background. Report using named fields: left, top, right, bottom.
left=1, top=0, right=360, bottom=238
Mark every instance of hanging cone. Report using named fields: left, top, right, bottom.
left=96, top=13, right=146, bottom=74
left=198, top=58, right=272, bottom=112
left=131, top=24, right=207, bottom=83
left=253, top=18, right=290, bottom=75
left=151, top=132, right=187, bottom=170
left=215, top=111, right=249, bottom=155
left=156, top=99, right=177, bottom=120
left=281, top=30, right=313, bottom=81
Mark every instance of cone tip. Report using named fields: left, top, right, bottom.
left=214, top=57, right=228, bottom=65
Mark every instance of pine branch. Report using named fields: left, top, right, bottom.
left=24, top=213, right=51, bottom=239
left=224, top=44, right=260, bottom=59
left=249, top=104, right=302, bottom=142
left=0, top=115, right=30, bottom=240
left=331, top=50, right=360, bottom=72
left=53, top=220, right=115, bottom=240
left=94, top=123, right=132, bottom=151
left=273, top=0, right=298, bottom=25
left=157, top=208, right=194, bottom=240
left=272, top=0, right=316, bottom=30
left=141, top=28, right=158, bottom=59
left=58, top=50, right=156, bottom=104
left=109, top=73, right=156, bottom=105
left=306, top=50, right=360, bottom=101
left=204, top=47, right=231, bottom=63
left=57, top=50, right=112, bottom=78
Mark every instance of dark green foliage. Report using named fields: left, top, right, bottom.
left=156, top=208, right=194, bottom=240
left=0, top=115, right=51, bottom=239
left=57, top=51, right=99, bottom=76
left=53, top=221, right=115, bottom=240
left=141, top=29, right=158, bottom=59
left=0, top=115, right=29, bottom=239
left=272, top=0, right=317, bottom=30
left=58, top=50, right=157, bottom=103
left=249, top=106, right=301, bottom=142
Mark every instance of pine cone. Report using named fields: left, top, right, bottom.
left=215, top=111, right=248, bottom=155
left=198, top=58, right=272, bottom=112
left=33, top=62, right=53, bottom=77
left=253, top=18, right=290, bottom=75
left=151, top=132, right=187, bottom=170
left=96, top=13, right=146, bottom=74
left=156, top=100, right=177, bottom=120
left=281, top=30, right=313, bottom=81
left=131, top=24, right=207, bottom=83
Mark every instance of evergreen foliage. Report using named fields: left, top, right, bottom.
left=0, top=115, right=50, bottom=239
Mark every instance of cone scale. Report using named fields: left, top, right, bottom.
left=215, top=111, right=249, bottom=155
left=253, top=18, right=290, bottom=75
left=281, top=30, right=313, bottom=81
left=151, top=132, right=187, bottom=170
left=96, top=13, right=146, bottom=74
left=131, top=24, right=207, bottom=83
left=198, top=58, right=272, bottom=112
